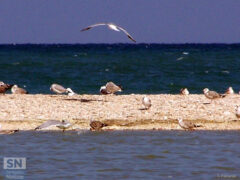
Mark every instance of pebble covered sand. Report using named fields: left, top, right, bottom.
left=0, top=94, right=240, bottom=131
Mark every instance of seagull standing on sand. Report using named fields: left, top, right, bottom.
left=90, top=120, right=107, bottom=131
left=203, top=88, right=225, bottom=102
left=81, top=23, right=136, bottom=43
left=0, top=81, right=13, bottom=94
left=180, top=88, right=189, bottom=95
left=0, top=124, right=19, bottom=134
left=142, top=96, right=151, bottom=110
left=225, top=87, right=234, bottom=95
left=50, top=84, right=75, bottom=96
left=100, top=82, right=122, bottom=95
left=35, top=120, right=61, bottom=130
left=11, top=85, right=28, bottom=94
left=35, top=120, right=72, bottom=132
left=235, top=106, right=240, bottom=119
left=177, top=118, right=202, bottom=130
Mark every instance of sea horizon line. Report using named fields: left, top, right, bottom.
left=0, top=43, right=239, bottom=46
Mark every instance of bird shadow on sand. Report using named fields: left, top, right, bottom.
left=63, top=98, right=106, bottom=103
left=139, top=108, right=149, bottom=111
left=203, top=102, right=211, bottom=105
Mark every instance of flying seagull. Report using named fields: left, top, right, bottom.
left=100, top=82, right=122, bottom=95
left=81, top=23, right=136, bottom=43
left=177, top=118, right=202, bottom=130
left=35, top=120, right=72, bottom=132
left=50, top=84, right=75, bottom=96
left=142, top=96, right=151, bottom=110
left=0, top=124, right=19, bottom=135
left=11, top=85, right=28, bottom=94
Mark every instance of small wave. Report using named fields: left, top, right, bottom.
left=97, top=168, right=123, bottom=172
left=221, top=70, right=230, bottom=74
left=211, top=166, right=236, bottom=171
left=12, top=62, right=20, bottom=65
left=176, top=57, right=184, bottom=61
left=135, top=154, right=166, bottom=160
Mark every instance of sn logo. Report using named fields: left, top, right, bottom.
left=3, top=157, right=26, bottom=169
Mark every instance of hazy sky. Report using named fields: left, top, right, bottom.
left=0, top=0, right=239, bottom=44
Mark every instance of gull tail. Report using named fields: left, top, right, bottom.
left=7, top=84, right=14, bottom=89
left=220, top=94, right=226, bottom=98
left=102, top=123, right=108, bottom=127
left=81, top=27, right=91, bottom=32
left=194, top=124, right=203, bottom=128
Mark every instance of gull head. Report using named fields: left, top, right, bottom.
left=142, top=96, right=151, bottom=109
left=203, top=88, right=209, bottom=94
left=62, top=120, right=71, bottom=126
left=226, top=87, right=234, bottom=94
left=100, top=86, right=108, bottom=95
left=11, top=85, right=19, bottom=93
left=235, top=106, right=240, bottom=118
left=235, top=105, right=240, bottom=112
left=57, top=120, right=72, bottom=129
left=177, top=118, right=183, bottom=123
left=66, top=88, right=75, bottom=96
left=180, top=88, right=189, bottom=95
left=143, top=96, right=150, bottom=103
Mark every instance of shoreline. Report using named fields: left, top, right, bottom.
left=0, top=94, right=240, bottom=131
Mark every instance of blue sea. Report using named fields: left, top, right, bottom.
left=1, top=131, right=240, bottom=179
left=0, top=43, right=239, bottom=94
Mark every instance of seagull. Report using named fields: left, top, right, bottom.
left=35, top=120, right=63, bottom=130
left=0, top=124, right=19, bottom=135
left=180, top=88, right=189, bottom=95
left=50, top=84, right=75, bottom=96
left=81, top=23, right=136, bottom=43
left=100, top=82, right=122, bottom=95
left=11, top=85, right=28, bottom=94
left=0, top=81, right=13, bottom=94
left=203, top=88, right=225, bottom=101
left=225, top=87, right=234, bottom=95
left=235, top=106, right=240, bottom=118
left=177, top=118, right=202, bottom=130
left=35, top=120, right=72, bottom=132
left=142, top=96, right=151, bottom=110
left=90, top=120, right=107, bottom=131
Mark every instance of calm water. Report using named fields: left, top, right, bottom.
left=0, top=44, right=240, bottom=94
left=0, top=131, right=240, bottom=179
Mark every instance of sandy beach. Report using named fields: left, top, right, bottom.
left=0, top=94, right=240, bottom=131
